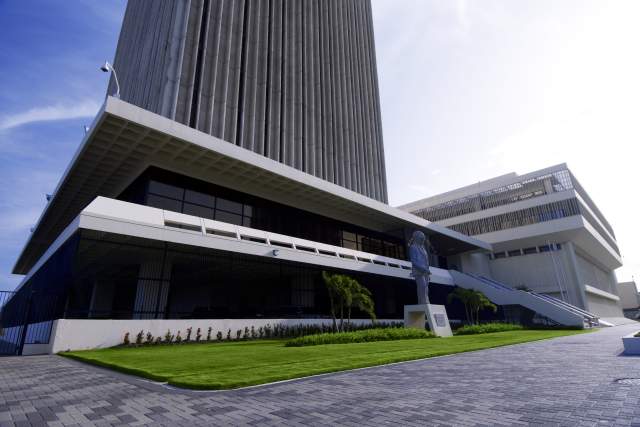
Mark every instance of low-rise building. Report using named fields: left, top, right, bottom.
left=400, top=164, right=624, bottom=319
left=618, top=281, right=640, bottom=319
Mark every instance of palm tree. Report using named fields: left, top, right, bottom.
left=322, top=272, right=376, bottom=331
left=471, top=291, right=497, bottom=324
left=448, top=287, right=496, bottom=325
left=322, top=271, right=350, bottom=331
left=346, top=278, right=376, bottom=325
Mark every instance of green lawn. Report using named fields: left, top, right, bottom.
left=62, top=329, right=588, bottom=390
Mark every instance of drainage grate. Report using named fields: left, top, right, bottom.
left=614, top=378, right=640, bottom=385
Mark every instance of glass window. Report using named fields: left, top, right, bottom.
left=147, top=194, right=183, bottom=212
left=538, top=245, right=551, bottom=252
left=242, top=216, right=252, bottom=227
left=184, top=189, right=215, bottom=208
left=383, top=241, right=399, bottom=259
left=343, top=240, right=358, bottom=250
left=508, top=250, right=522, bottom=257
left=216, top=198, right=243, bottom=215
left=182, top=203, right=214, bottom=219
left=342, top=231, right=357, bottom=242
left=148, top=181, right=184, bottom=200
left=361, top=237, right=381, bottom=254
left=493, top=252, right=506, bottom=259
left=523, top=247, right=537, bottom=255
left=243, top=205, right=253, bottom=217
left=215, top=210, right=243, bottom=225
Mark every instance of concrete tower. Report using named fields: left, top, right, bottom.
left=110, top=0, right=388, bottom=202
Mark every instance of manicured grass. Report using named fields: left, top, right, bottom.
left=61, top=329, right=588, bottom=390
left=285, top=327, right=433, bottom=347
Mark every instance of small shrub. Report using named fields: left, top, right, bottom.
left=236, top=329, right=242, bottom=340
left=186, top=327, right=192, bottom=342
left=264, top=324, right=272, bottom=338
left=285, top=328, right=434, bottom=347
left=135, top=330, right=144, bottom=345
left=227, top=329, right=231, bottom=340
left=243, top=327, right=250, bottom=340
left=154, top=336, right=162, bottom=345
left=145, top=332, right=154, bottom=345
left=454, top=322, right=523, bottom=335
left=250, top=326, right=257, bottom=339
left=196, top=328, right=202, bottom=342
left=123, top=332, right=130, bottom=346
left=258, top=327, right=264, bottom=338
left=164, top=330, right=173, bottom=344
left=207, top=327, right=212, bottom=341
left=216, top=331, right=223, bottom=341
left=175, top=331, right=182, bottom=343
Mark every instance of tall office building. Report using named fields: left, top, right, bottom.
left=110, top=0, right=388, bottom=202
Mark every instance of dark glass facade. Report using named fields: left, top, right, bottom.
left=6, top=229, right=501, bottom=324
left=119, top=167, right=406, bottom=260
left=12, top=230, right=421, bottom=320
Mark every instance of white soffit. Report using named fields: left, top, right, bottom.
left=13, top=97, right=490, bottom=274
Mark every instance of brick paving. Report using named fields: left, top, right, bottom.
left=1, top=324, right=640, bottom=426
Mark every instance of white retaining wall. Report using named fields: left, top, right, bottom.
left=48, top=318, right=398, bottom=354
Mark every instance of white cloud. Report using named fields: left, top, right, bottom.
left=0, top=99, right=100, bottom=131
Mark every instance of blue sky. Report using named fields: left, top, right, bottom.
left=1, top=1, right=639, bottom=291
left=0, top=1, right=127, bottom=290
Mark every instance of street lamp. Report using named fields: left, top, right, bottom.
left=100, top=61, right=120, bottom=98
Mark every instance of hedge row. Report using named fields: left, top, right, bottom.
left=285, top=327, right=434, bottom=347
left=453, top=322, right=523, bottom=335
left=121, top=321, right=403, bottom=346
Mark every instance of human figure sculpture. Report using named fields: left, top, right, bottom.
left=408, top=230, right=431, bottom=305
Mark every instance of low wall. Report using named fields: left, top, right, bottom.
left=23, top=343, right=53, bottom=356
left=49, top=318, right=399, bottom=353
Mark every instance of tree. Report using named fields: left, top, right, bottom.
left=322, top=272, right=376, bottom=331
left=448, top=287, right=496, bottom=325
left=470, top=291, right=497, bottom=324
left=322, top=271, right=349, bottom=331
left=346, top=278, right=376, bottom=325
left=448, top=288, right=476, bottom=324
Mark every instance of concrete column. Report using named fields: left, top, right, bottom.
left=565, top=241, right=588, bottom=311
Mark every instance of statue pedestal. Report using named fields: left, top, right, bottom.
left=404, top=304, right=453, bottom=337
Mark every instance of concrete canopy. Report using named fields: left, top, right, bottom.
left=13, top=97, right=490, bottom=275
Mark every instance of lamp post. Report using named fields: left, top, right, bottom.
left=100, top=61, right=120, bottom=98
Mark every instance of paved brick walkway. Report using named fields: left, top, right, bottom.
left=1, top=324, right=640, bottom=426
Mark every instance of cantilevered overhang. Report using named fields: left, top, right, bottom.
left=476, top=216, right=622, bottom=270
left=13, top=97, right=489, bottom=274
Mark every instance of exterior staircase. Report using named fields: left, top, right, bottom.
left=448, top=271, right=599, bottom=328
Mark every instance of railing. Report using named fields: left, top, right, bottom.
left=530, top=292, right=598, bottom=321
left=473, top=274, right=515, bottom=292
left=0, top=290, right=61, bottom=355
left=161, top=209, right=413, bottom=273
left=414, top=169, right=574, bottom=222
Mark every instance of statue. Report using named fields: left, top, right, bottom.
left=408, top=230, right=431, bottom=305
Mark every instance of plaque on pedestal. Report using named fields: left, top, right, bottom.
left=403, top=304, right=453, bottom=337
